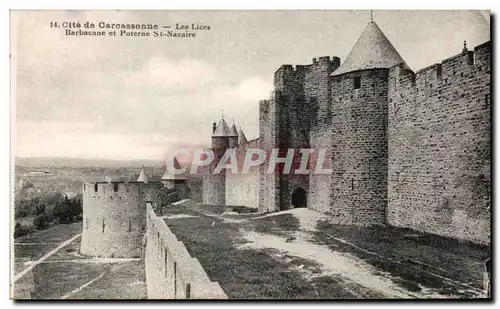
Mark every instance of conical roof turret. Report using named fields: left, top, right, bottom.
left=137, top=168, right=149, bottom=183
left=212, top=118, right=232, bottom=137
left=331, top=20, right=407, bottom=76
left=229, top=123, right=238, bottom=137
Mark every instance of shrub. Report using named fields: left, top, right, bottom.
left=52, top=199, right=73, bottom=223
left=14, top=222, right=33, bottom=238
left=33, top=213, right=53, bottom=230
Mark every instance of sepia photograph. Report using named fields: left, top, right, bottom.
left=9, top=9, right=491, bottom=300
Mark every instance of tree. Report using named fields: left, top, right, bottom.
left=33, top=213, right=52, bottom=230
left=52, top=196, right=73, bottom=223
left=69, top=193, right=83, bottom=221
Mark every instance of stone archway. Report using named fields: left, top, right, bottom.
left=291, top=187, right=307, bottom=208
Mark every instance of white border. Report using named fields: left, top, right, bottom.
left=1, top=1, right=497, bottom=308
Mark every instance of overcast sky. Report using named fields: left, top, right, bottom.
left=12, top=10, right=490, bottom=161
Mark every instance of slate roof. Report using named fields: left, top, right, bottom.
left=229, top=123, right=239, bottom=137
left=238, top=127, right=248, bottom=144
left=331, top=21, right=407, bottom=76
left=212, top=118, right=233, bottom=137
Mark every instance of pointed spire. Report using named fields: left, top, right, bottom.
left=332, top=20, right=408, bottom=76
left=238, top=126, right=248, bottom=144
left=229, top=118, right=238, bottom=137
left=137, top=168, right=149, bottom=183
left=370, top=10, right=373, bottom=21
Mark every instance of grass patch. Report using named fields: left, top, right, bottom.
left=15, top=222, right=82, bottom=245
left=245, top=214, right=301, bottom=238
left=310, top=275, right=387, bottom=299
left=46, top=239, right=93, bottom=261
left=14, top=222, right=84, bottom=273
left=166, top=214, right=361, bottom=299
left=30, top=261, right=108, bottom=299
left=14, top=243, right=62, bottom=263
left=69, top=261, right=146, bottom=299
left=314, top=221, right=489, bottom=297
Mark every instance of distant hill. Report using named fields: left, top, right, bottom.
left=14, top=157, right=164, bottom=168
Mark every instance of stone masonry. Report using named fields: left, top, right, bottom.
left=202, top=20, right=490, bottom=244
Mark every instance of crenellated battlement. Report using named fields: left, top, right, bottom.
left=312, top=56, right=341, bottom=67
left=389, top=41, right=491, bottom=92
left=275, top=56, right=341, bottom=78
left=83, top=181, right=163, bottom=196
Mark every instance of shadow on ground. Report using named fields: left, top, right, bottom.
left=313, top=221, right=489, bottom=298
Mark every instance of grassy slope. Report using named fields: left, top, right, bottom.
left=12, top=222, right=146, bottom=300
left=163, top=204, right=489, bottom=299
left=314, top=221, right=490, bottom=297
left=164, top=206, right=375, bottom=299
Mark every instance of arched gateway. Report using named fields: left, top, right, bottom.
left=291, top=187, right=307, bottom=208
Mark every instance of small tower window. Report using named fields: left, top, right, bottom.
left=354, top=77, right=361, bottom=89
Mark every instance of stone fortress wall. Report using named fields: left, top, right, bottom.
left=225, top=139, right=260, bottom=209
left=258, top=57, right=340, bottom=213
left=199, top=22, right=490, bottom=244
left=253, top=41, right=490, bottom=243
left=387, top=42, right=491, bottom=243
left=145, top=203, right=227, bottom=299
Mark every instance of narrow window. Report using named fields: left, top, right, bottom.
left=354, top=77, right=361, bottom=89
left=174, top=262, right=178, bottom=298
left=186, top=283, right=191, bottom=299
left=102, top=218, right=105, bottom=233
left=128, top=219, right=132, bottom=233
left=113, top=182, right=119, bottom=192
left=164, top=248, right=169, bottom=276
left=94, top=183, right=98, bottom=192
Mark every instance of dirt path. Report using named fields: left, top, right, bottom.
left=164, top=205, right=487, bottom=299
left=25, top=258, right=140, bottom=265
left=238, top=230, right=420, bottom=299
left=233, top=209, right=461, bottom=298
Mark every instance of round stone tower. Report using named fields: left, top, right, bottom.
left=80, top=181, right=164, bottom=258
left=202, top=118, right=232, bottom=206
left=329, top=20, right=408, bottom=226
left=211, top=118, right=231, bottom=160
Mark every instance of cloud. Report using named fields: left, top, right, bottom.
left=14, top=73, right=273, bottom=160
left=13, top=10, right=489, bottom=160
left=15, top=121, right=177, bottom=160
left=124, top=57, right=216, bottom=90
